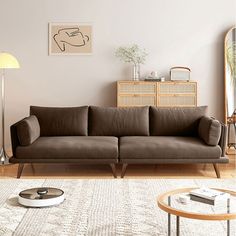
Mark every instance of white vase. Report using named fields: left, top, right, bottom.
left=132, top=64, right=140, bottom=81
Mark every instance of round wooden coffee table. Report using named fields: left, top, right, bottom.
left=157, top=188, right=236, bottom=236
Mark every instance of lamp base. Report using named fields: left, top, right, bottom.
left=0, top=148, right=10, bottom=165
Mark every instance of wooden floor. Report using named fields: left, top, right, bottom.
left=1, top=149, right=235, bottom=179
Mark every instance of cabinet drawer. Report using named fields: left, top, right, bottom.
left=158, top=95, right=196, bottom=107
left=159, top=82, right=196, bottom=94
left=118, top=82, right=156, bottom=94
left=118, top=95, right=156, bottom=107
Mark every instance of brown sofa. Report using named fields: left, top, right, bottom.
left=10, top=106, right=228, bottom=178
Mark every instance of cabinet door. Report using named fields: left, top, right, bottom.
left=118, top=94, right=156, bottom=107
left=158, top=94, right=196, bottom=107
left=159, top=82, right=196, bottom=94
left=118, top=82, right=156, bottom=94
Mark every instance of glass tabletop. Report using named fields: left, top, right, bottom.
left=158, top=188, right=236, bottom=220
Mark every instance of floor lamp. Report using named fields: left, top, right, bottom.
left=0, top=52, right=20, bottom=164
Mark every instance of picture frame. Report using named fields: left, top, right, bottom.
left=48, top=22, right=93, bottom=55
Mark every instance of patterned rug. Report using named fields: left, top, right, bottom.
left=0, top=179, right=236, bottom=236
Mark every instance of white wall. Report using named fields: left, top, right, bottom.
left=0, top=0, right=236, bottom=149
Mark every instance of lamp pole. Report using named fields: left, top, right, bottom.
left=0, top=69, right=9, bottom=164
left=0, top=52, right=20, bottom=164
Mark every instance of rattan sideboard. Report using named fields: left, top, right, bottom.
left=117, top=80, right=197, bottom=107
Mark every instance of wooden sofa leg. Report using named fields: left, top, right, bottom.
left=213, top=163, right=221, bottom=178
left=110, top=164, right=117, bottom=178
left=17, top=164, right=24, bottom=179
left=31, top=163, right=36, bottom=173
left=121, top=164, right=128, bottom=178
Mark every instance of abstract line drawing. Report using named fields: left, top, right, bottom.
left=53, top=27, right=90, bottom=52
left=49, top=23, right=92, bottom=55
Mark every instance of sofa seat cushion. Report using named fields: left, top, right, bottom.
left=120, top=136, right=222, bottom=159
left=16, top=136, right=118, bottom=159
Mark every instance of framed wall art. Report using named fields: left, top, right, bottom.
left=49, top=23, right=92, bottom=55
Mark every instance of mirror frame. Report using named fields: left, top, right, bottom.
left=224, top=26, right=236, bottom=124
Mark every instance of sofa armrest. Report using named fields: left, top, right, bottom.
left=218, top=122, right=228, bottom=157
left=10, top=120, right=22, bottom=158
left=10, top=116, right=40, bottom=156
left=198, top=116, right=222, bottom=146
left=16, top=115, right=40, bottom=146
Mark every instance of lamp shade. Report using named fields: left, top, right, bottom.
left=0, top=53, right=20, bottom=69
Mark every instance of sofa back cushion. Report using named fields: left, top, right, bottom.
left=89, top=106, right=149, bottom=136
left=30, top=106, right=88, bottom=136
left=17, top=115, right=40, bottom=146
left=150, top=106, right=207, bottom=136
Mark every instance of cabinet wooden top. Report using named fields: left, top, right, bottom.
left=117, top=80, right=197, bottom=83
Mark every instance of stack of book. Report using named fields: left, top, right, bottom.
left=144, top=78, right=161, bottom=82
left=190, top=188, right=230, bottom=205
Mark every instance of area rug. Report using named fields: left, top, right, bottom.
left=0, top=179, right=236, bottom=236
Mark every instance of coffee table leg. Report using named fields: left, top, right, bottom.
left=176, top=216, right=180, bottom=236
left=168, top=196, right=171, bottom=236
left=227, top=198, right=230, bottom=236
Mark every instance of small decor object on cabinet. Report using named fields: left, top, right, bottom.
left=145, top=71, right=161, bottom=81
left=115, top=44, right=148, bottom=81
left=170, top=66, right=191, bottom=81
left=151, top=71, right=159, bottom=79
left=49, top=23, right=92, bottom=55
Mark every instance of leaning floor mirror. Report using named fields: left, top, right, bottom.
left=225, top=26, right=236, bottom=150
